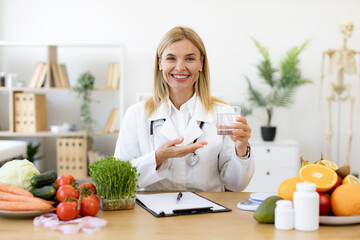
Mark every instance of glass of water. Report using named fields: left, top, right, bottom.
left=216, top=106, right=241, bottom=135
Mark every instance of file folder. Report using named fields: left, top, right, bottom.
left=136, top=192, right=231, bottom=217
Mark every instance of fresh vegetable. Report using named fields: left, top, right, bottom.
left=0, top=200, right=53, bottom=211
left=30, top=185, right=57, bottom=200
left=56, top=174, right=76, bottom=188
left=89, top=194, right=100, bottom=204
left=0, top=191, right=53, bottom=205
left=30, top=170, right=57, bottom=188
left=0, top=159, right=40, bottom=191
left=80, top=195, right=100, bottom=217
left=0, top=182, right=34, bottom=197
left=79, top=182, right=97, bottom=195
left=56, top=201, right=80, bottom=221
left=89, top=156, right=139, bottom=200
left=56, top=185, right=79, bottom=202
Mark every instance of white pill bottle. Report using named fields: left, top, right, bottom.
left=293, top=182, right=319, bottom=231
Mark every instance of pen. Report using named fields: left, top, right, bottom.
left=176, top=192, right=183, bottom=204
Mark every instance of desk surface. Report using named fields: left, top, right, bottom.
left=0, top=192, right=359, bottom=240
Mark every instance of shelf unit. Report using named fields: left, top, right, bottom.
left=0, top=86, right=120, bottom=135
left=0, top=42, right=125, bottom=175
left=244, top=139, right=300, bottom=192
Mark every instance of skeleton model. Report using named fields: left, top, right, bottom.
left=319, top=20, right=360, bottom=166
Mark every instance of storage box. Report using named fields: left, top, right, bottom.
left=13, top=93, right=48, bottom=132
left=56, top=137, right=87, bottom=179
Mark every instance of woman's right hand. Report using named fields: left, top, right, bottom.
left=155, top=137, right=207, bottom=169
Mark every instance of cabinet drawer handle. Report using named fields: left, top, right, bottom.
left=266, top=148, right=271, bottom=153
left=266, top=171, right=270, bottom=176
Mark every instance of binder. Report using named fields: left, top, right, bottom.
left=56, top=138, right=66, bottom=175
left=63, top=138, right=72, bottom=175
left=70, top=139, right=77, bottom=177
left=13, top=93, right=23, bottom=132
left=75, top=138, right=87, bottom=178
left=136, top=192, right=231, bottom=217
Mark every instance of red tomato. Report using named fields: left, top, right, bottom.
left=319, top=192, right=331, bottom=216
left=56, top=185, right=79, bottom=202
left=89, top=194, right=100, bottom=204
left=56, top=201, right=80, bottom=221
left=80, top=195, right=100, bottom=217
left=56, top=174, right=76, bottom=188
left=79, top=182, right=97, bottom=195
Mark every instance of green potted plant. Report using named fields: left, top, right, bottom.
left=19, top=142, right=44, bottom=171
left=72, top=72, right=96, bottom=140
left=89, top=156, right=140, bottom=210
left=245, top=37, right=311, bottom=141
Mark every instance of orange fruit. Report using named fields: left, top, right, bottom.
left=278, top=177, right=302, bottom=201
left=343, top=174, right=360, bottom=185
left=320, top=160, right=339, bottom=171
left=298, top=164, right=337, bottom=192
left=331, top=184, right=360, bottom=216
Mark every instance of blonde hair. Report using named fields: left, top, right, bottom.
left=145, top=26, right=225, bottom=117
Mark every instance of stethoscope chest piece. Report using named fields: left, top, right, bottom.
left=186, top=153, right=199, bottom=166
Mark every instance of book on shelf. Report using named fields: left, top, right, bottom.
left=51, top=63, right=62, bottom=88
left=29, top=62, right=69, bottom=88
left=35, top=63, right=49, bottom=88
left=106, top=63, right=120, bottom=89
left=58, top=64, right=70, bottom=88
left=28, top=62, right=48, bottom=88
left=106, top=63, right=113, bottom=89
left=103, top=108, right=119, bottom=133
left=28, top=62, right=45, bottom=88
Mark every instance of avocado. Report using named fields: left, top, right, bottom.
left=253, top=196, right=283, bottom=223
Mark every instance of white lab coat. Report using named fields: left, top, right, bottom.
left=114, top=97, right=255, bottom=192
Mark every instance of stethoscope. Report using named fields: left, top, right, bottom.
left=150, top=119, right=205, bottom=166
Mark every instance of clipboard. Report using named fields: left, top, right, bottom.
left=136, top=192, right=231, bottom=217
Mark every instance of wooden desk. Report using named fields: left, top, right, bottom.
left=0, top=192, right=359, bottom=240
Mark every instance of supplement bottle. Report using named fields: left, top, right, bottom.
left=275, top=200, right=294, bottom=230
left=293, top=182, right=319, bottom=231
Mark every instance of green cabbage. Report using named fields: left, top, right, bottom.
left=0, top=159, right=40, bottom=191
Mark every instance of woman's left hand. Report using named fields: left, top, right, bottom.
left=230, top=116, right=252, bottom=157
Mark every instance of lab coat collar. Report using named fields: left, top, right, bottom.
left=149, top=95, right=214, bottom=144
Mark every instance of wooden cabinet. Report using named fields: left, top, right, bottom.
left=0, top=42, right=124, bottom=177
left=244, top=140, right=300, bottom=192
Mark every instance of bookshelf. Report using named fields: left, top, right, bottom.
left=0, top=42, right=124, bottom=177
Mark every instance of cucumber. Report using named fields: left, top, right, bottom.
left=30, top=185, right=57, bottom=200
left=30, top=170, right=58, bottom=188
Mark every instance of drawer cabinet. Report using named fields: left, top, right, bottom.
left=244, top=140, right=300, bottom=192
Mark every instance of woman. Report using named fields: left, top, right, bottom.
left=114, top=26, right=254, bottom=191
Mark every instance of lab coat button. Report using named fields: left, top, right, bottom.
left=170, top=165, right=174, bottom=170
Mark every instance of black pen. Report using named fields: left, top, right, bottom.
left=176, top=192, right=183, bottom=204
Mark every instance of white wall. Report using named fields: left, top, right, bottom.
left=1, top=0, right=360, bottom=174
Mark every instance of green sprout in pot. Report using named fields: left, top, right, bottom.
left=89, top=156, right=140, bottom=210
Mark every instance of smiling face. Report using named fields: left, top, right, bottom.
left=159, top=39, right=203, bottom=100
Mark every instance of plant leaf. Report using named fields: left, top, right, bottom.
left=250, top=37, right=278, bottom=87
left=245, top=76, right=268, bottom=107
